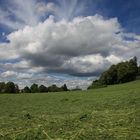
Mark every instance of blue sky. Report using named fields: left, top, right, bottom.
left=0, top=0, right=140, bottom=41
left=90, top=0, right=140, bottom=34
left=0, top=0, right=140, bottom=89
left=0, top=0, right=140, bottom=39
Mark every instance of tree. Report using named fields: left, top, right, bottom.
left=89, top=57, right=139, bottom=89
left=39, top=85, right=48, bottom=93
left=23, top=86, right=31, bottom=93
left=48, top=85, right=61, bottom=92
left=0, top=82, right=6, bottom=93
left=15, top=84, right=20, bottom=93
left=100, top=65, right=118, bottom=85
left=138, top=66, right=140, bottom=76
left=5, top=82, right=16, bottom=93
left=30, top=84, right=39, bottom=93
left=117, top=62, right=129, bottom=83
left=62, top=84, right=68, bottom=91
left=88, top=80, right=107, bottom=89
left=107, top=65, right=118, bottom=84
left=117, top=57, right=138, bottom=83
left=127, top=56, right=138, bottom=80
left=99, top=71, right=110, bottom=85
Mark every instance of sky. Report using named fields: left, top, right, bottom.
left=0, top=0, right=140, bottom=89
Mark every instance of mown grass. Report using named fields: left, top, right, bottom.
left=0, top=80, right=140, bottom=139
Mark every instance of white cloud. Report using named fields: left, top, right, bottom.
left=0, top=12, right=140, bottom=88
left=0, top=43, right=18, bottom=60
left=4, top=15, right=140, bottom=75
left=35, top=0, right=86, bottom=21
left=17, top=73, right=33, bottom=79
left=1, top=71, right=17, bottom=78
left=0, top=0, right=44, bottom=29
left=0, top=0, right=86, bottom=30
left=0, top=9, right=24, bottom=29
left=36, top=2, right=56, bottom=14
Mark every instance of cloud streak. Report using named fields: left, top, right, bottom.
left=0, top=0, right=47, bottom=29
left=0, top=0, right=86, bottom=30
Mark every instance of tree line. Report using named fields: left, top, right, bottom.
left=0, top=57, right=140, bottom=93
left=88, top=57, right=140, bottom=89
left=0, top=82, right=69, bottom=94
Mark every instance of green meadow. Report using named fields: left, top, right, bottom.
left=0, top=80, right=140, bottom=140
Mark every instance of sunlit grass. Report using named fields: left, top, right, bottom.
left=0, top=80, right=140, bottom=139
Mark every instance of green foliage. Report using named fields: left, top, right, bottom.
left=89, top=57, right=139, bottom=89
left=116, top=56, right=138, bottom=83
left=5, top=82, right=19, bottom=93
left=100, top=65, right=118, bottom=85
left=15, top=84, right=20, bottom=93
left=21, top=83, right=69, bottom=93
left=48, top=84, right=61, bottom=92
left=0, top=80, right=140, bottom=139
left=39, top=85, right=48, bottom=93
left=88, top=80, right=107, bottom=89
left=0, top=82, right=6, bottom=93
left=62, top=84, right=68, bottom=91
left=23, top=86, right=31, bottom=93
left=0, top=82, right=19, bottom=94
left=128, top=56, right=138, bottom=78
left=47, top=84, right=69, bottom=92
left=30, top=84, right=39, bottom=93
left=138, top=66, right=140, bottom=76
left=117, top=62, right=129, bottom=83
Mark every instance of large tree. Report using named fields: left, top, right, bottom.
left=138, top=66, right=140, bottom=76
left=62, top=84, right=68, bottom=91
left=127, top=56, right=138, bottom=80
left=23, top=86, right=31, bottom=93
left=30, top=84, right=39, bottom=93
left=39, top=85, right=48, bottom=93
left=89, top=57, right=139, bottom=89
left=117, top=62, right=129, bottom=83
left=0, top=82, right=6, bottom=93
left=48, top=85, right=60, bottom=92
left=5, top=82, right=16, bottom=93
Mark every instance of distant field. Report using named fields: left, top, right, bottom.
left=0, top=80, right=140, bottom=140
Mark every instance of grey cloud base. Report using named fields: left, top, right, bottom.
left=0, top=15, right=140, bottom=88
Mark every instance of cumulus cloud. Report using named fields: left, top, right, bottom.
left=0, top=3, right=140, bottom=88
left=2, top=15, right=139, bottom=77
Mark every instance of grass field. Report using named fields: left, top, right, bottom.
left=0, top=80, right=140, bottom=140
